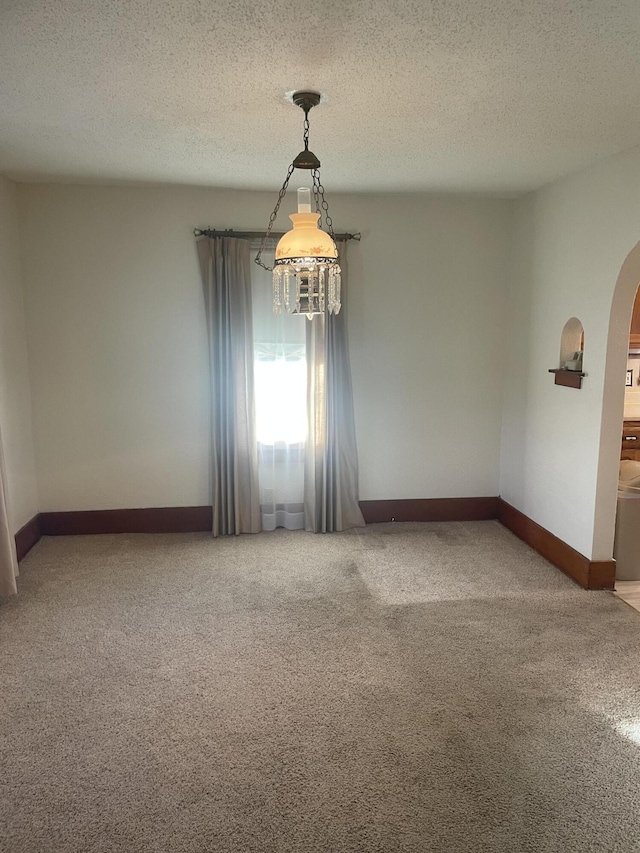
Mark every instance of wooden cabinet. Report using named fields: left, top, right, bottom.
left=630, top=288, right=640, bottom=348
left=622, top=421, right=640, bottom=460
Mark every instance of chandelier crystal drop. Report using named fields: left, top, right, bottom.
left=255, top=91, right=342, bottom=318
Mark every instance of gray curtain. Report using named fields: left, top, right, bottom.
left=0, top=425, right=19, bottom=597
left=197, top=237, right=261, bottom=536
left=304, top=243, right=366, bottom=532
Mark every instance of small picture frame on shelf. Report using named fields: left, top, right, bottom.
left=626, top=369, right=634, bottom=387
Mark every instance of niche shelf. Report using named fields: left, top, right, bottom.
left=550, top=317, right=585, bottom=389
left=548, top=368, right=585, bottom=389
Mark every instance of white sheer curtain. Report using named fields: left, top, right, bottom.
left=252, top=249, right=306, bottom=531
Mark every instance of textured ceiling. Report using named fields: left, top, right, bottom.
left=2, top=0, right=640, bottom=193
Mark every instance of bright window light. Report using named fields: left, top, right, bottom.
left=254, top=355, right=307, bottom=445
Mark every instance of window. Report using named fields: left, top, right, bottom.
left=251, top=249, right=307, bottom=530
left=254, top=343, right=307, bottom=446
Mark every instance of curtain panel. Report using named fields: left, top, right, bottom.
left=197, top=236, right=261, bottom=536
left=0, top=425, right=19, bottom=597
left=304, top=244, right=365, bottom=533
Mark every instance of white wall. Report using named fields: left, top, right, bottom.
left=0, top=176, right=38, bottom=531
left=501, top=146, right=640, bottom=560
left=17, top=184, right=512, bottom=511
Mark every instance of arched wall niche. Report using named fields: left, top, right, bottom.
left=559, top=317, right=584, bottom=370
left=549, top=317, right=585, bottom=388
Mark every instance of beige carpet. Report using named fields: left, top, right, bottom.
left=2, top=521, right=640, bottom=852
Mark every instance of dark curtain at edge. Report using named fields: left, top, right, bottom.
left=197, top=236, right=261, bottom=536
left=305, top=242, right=366, bottom=532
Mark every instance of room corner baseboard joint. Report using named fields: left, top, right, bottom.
left=496, top=498, right=615, bottom=590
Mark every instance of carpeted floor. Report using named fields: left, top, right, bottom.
left=2, top=521, right=640, bottom=852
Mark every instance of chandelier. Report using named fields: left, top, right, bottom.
left=255, top=91, right=341, bottom=318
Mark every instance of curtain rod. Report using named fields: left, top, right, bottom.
left=194, top=228, right=361, bottom=242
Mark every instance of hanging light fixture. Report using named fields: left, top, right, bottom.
left=255, top=91, right=341, bottom=318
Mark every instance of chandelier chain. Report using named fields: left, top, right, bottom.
left=312, top=171, right=321, bottom=214
left=254, top=162, right=295, bottom=272
left=312, top=169, right=336, bottom=243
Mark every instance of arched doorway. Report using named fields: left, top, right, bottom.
left=593, top=243, right=640, bottom=563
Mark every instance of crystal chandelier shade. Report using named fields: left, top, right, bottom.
left=273, top=262, right=342, bottom=318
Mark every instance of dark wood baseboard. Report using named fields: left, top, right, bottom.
left=497, top=498, right=615, bottom=590
left=38, top=499, right=498, bottom=536
left=14, top=514, right=42, bottom=562
left=39, top=506, right=213, bottom=536
left=28, top=498, right=616, bottom=591
left=359, top=497, right=499, bottom=524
